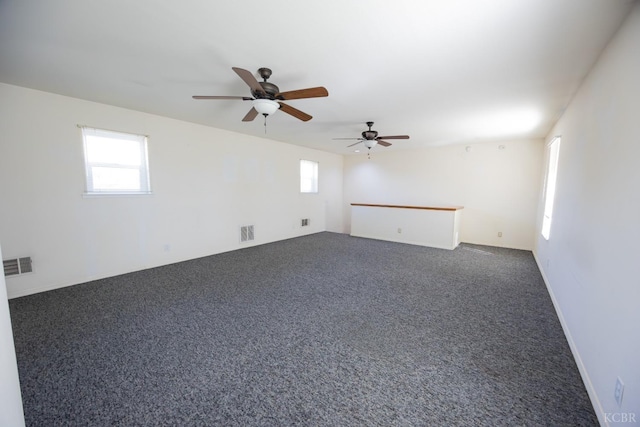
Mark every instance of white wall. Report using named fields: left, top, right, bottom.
left=534, top=3, right=640, bottom=425
left=0, top=244, right=25, bottom=427
left=343, top=140, right=543, bottom=250
left=0, top=83, right=343, bottom=298
left=350, top=205, right=462, bottom=250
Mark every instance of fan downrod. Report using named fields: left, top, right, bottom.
left=362, top=121, right=378, bottom=140
left=258, top=67, right=272, bottom=81
left=254, top=67, right=279, bottom=99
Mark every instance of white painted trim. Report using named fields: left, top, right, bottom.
left=532, top=251, right=606, bottom=426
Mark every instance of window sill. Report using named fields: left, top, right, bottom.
left=82, top=191, right=153, bottom=198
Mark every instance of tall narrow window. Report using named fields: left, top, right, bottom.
left=300, top=159, right=318, bottom=193
left=541, top=137, right=561, bottom=240
left=81, top=127, right=151, bottom=195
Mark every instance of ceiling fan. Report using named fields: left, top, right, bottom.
left=334, top=121, right=410, bottom=149
left=193, top=67, right=328, bottom=122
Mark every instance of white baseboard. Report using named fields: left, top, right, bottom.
left=532, top=252, right=606, bottom=426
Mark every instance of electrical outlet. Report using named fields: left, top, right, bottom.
left=615, top=377, right=624, bottom=406
left=498, top=232, right=503, bottom=237
left=397, top=228, right=402, bottom=234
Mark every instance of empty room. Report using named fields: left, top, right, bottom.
left=1, top=1, right=639, bottom=426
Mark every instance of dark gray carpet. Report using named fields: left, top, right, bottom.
left=9, top=232, right=597, bottom=426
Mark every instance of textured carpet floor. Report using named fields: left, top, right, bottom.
left=10, top=232, right=597, bottom=426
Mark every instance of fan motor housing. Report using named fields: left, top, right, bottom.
left=253, top=82, right=279, bottom=99
left=253, top=67, right=279, bottom=99
left=362, top=130, right=378, bottom=140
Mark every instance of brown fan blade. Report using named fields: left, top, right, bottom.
left=277, top=87, right=328, bottom=100
left=232, top=67, right=266, bottom=96
left=192, top=95, right=253, bottom=100
left=348, top=140, right=363, bottom=147
left=242, top=107, right=259, bottom=122
left=376, top=135, right=410, bottom=140
left=278, top=102, right=312, bottom=122
left=377, top=140, right=392, bottom=147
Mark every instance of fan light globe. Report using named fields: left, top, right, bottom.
left=253, top=99, right=279, bottom=116
left=363, top=140, right=377, bottom=149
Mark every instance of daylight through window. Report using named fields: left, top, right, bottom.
left=300, top=159, right=318, bottom=193
left=81, top=127, right=151, bottom=195
left=541, top=137, right=560, bottom=240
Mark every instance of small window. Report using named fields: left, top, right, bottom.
left=541, top=137, right=560, bottom=240
left=81, top=126, right=151, bottom=195
left=300, top=159, right=318, bottom=193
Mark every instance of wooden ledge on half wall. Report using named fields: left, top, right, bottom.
left=350, top=203, right=464, bottom=212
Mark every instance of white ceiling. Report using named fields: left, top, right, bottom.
left=0, top=0, right=635, bottom=154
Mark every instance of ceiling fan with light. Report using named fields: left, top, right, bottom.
left=334, top=121, right=410, bottom=150
left=193, top=67, right=328, bottom=123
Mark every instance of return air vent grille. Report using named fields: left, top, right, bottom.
left=3, top=257, right=32, bottom=276
left=240, top=225, right=255, bottom=243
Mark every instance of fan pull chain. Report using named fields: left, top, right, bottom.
left=264, top=114, right=267, bottom=134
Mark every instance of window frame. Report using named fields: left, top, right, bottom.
left=80, top=126, right=152, bottom=196
left=300, top=159, right=319, bottom=194
left=541, top=136, right=561, bottom=240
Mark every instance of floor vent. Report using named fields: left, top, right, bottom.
left=301, top=218, right=310, bottom=227
left=3, top=257, right=33, bottom=276
left=240, top=225, right=255, bottom=243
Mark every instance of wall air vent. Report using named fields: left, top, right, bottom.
left=240, top=225, right=255, bottom=243
left=3, top=257, right=32, bottom=276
